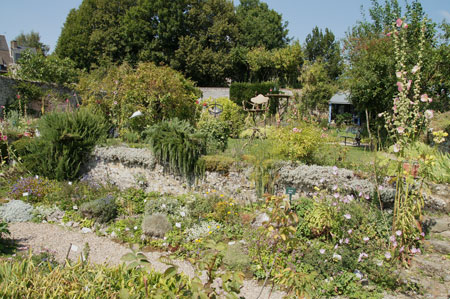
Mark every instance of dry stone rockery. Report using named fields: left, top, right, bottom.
left=83, top=146, right=449, bottom=212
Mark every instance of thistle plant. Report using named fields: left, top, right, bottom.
left=379, top=18, right=432, bottom=257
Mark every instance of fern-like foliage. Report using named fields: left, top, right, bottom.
left=144, top=118, right=206, bottom=182
left=23, top=108, right=107, bottom=181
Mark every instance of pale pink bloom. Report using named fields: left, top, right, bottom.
left=363, top=236, right=370, bottom=242
left=332, top=185, right=338, bottom=191
left=392, top=241, right=398, bottom=248
left=333, top=193, right=340, bottom=199
left=403, top=23, right=408, bottom=29
left=399, top=246, right=404, bottom=253
left=397, top=127, right=405, bottom=134
left=424, top=110, right=434, bottom=120
left=406, top=80, right=412, bottom=91
left=319, top=249, right=326, bottom=254
left=385, top=252, right=392, bottom=259
left=344, top=238, right=349, bottom=244
left=412, top=65, right=420, bottom=74
left=396, top=71, right=402, bottom=78
left=410, top=247, right=419, bottom=254
left=344, top=214, right=351, bottom=220
left=393, top=144, right=400, bottom=153
left=348, top=229, right=353, bottom=234
left=397, top=82, right=403, bottom=92
left=378, top=185, right=384, bottom=191
left=386, top=32, right=392, bottom=37
left=420, top=94, right=429, bottom=102
left=113, top=101, right=118, bottom=105
left=396, top=18, right=403, bottom=27
left=395, top=230, right=402, bottom=236
left=389, top=235, right=396, bottom=243
left=2, top=135, right=7, bottom=141
left=365, top=194, right=370, bottom=200
left=358, top=252, right=368, bottom=262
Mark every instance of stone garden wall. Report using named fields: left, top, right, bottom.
left=83, top=146, right=449, bottom=212
left=0, top=76, right=77, bottom=112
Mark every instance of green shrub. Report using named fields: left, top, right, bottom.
left=268, top=122, right=324, bottom=163
left=144, top=196, right=183, bottom=217
left=222, top=243, right=251, bottom=272
left=201, top=155, right=236, bottom=174
left=22, top=108, right=107, bottom=180
left=10, top=137, right=33, bottom=159
left=80, top=195, right=117, bottom=223
left=0, top=221, right=10, bottom=253
left=78, top=62, right=201, bottom=132
left=229, top=82, right=279, bottom=113
left=202, top=97, right=245, bottom=137
left=197, top=114, right=230, bottom=154
left=144, top=118, right=206, bottom=181
left=142, top=213, right=172, bottom=238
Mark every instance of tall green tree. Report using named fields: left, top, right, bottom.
left=236, top=0, right=289, bottom=50
left=15, top=31, right=50, bottom=55
left=300, top=60, right=335, bottom=112
left=55, top=0, right=136, bottom=70
left=173, top=0, right=239, bottom=86
left=304, top=26, right=342, bottom=80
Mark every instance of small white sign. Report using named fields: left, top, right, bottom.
left=73, top=205, right=78, bottom=210
left=23, top=192, right=29, bottom=197
left=71, top=244, right=78, bottom=252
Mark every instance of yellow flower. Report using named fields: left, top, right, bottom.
left=212, top=189, right=216, bottom=193
left=208, top=231, right=212, bottom=234
left=229, top=203, right=233, bottom=206
left=220, top=194, right=224, bottom=197
left=208, top=226, right=211, bottom=229
left=227, top=211, right=231, bottom=214
left=216, top=225, right=220, bottom=229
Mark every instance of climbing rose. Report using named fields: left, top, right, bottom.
left=397, top=127, right=405, bottom=134
left=396, top=82, right=403, bottom=92
left=396, top=18, right=403, bottom=27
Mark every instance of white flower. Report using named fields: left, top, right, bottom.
left=228, top=241, right=236, bottom=245
left=180, top=211, right=186, bottom=217
left=344, top=214, right=351, bottom=220
left=395, top=230, right=402, bottom=236
left=320, top=249, right=326, bottom=254
left=134, top=226, right=138, bottom=230
left=35, top=175, right=39, bottom=179
left=175, top=222, right=181, bottom=228
left=420, top=94, right=429, bottom=102
left=396, top=71, right=402, bottom=78
left=348, top=229, right=353, bottom=234
left=333, top=253, right=342, bottom=260
left=68, top=181, right=72, bottom=186
left=393, top=144, right=400, bottom=153
left=23, top=192, right=29, bottom=197
left=363, top=237, right=370, bottom=242
left=384, top=252, right=392, bottom=259
left=73, top=205, right=78, bottom=210
left=411, top=65, right=420, bottom=74
left=358, top=252, right=368, bottom=262
left=376, top=260, right=383, bottom=266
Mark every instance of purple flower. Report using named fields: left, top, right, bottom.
left=344, top=238, right=349, bottom=244
left=319, top=249, right=325, bottom=254
left=389, top=235, right=396, bottom=243
left=395, top=230, right=402, bottom=236
left=385, top=252, right=392, bottom=259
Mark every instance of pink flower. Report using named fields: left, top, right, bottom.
left=0, top=105, right=4, bottom=109
left=396, top=82, right=403, bottom=92
left=397, top=127, right=405, bottom=134
left=358, top=252, right=368, bottom=262
left=66, top=99, right=69, bottom=103
left=385, top=252, right=392, bottom=259
left=396, top=18, right=403, bottom=27
left=348, top=229, right=353, bottom=234
left=113, top=101, right=118, bottom=105
left=386, top=32, right=392, bottom=37
left=412, top=65, right=420, bottom=74
left=17, top=94, right=20, bottom=99
left=406, top=80, right=412, bottom=91
left=363, top=236, right=370, bottom=242
left=344, top=214, right=351, bottom=220
left=319, top=249, right=325, bottom=254
left=2, top=135, right=7, bottom=141
left=389, top=235, right=396, bottom=243
left=344, top=238, right=349, bottom=244
left=393, top=144, right=400, bottom=153
left=420, top=94, right=429, bottom=102
left=395, top=230, right=402, bottom=236
left=399, top=246, right=404, bottom=253
left=424, top=110, right=434, bottom=120
left=403, top=23, right=408, bottom=29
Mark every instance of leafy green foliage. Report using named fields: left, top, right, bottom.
left=197, top=114, right=230, bottom=154
left=229, top=82, right=277, bottom=107
left=202, top=97, right=245, bottom=138
left=300, top=60, right=336, bottom=112
left=144, top=119, right=206, bottom=181
left=201, top=155, right=235, bottom=174
left=80, top=195, right=118, bottom=223
left=14, top=31, right=50, bottom=55
left=0, top=221, right=10, bottom=253
left=13, top=51, right=79, bottom=85
left=78, top=62, right=200, bottom=132
left=268, top=123, right=324, bottom=163
left=142, top=213, right=172, bottom=238
left=304, top=26, right=342, bottom=80
left=21, top=108, right=107, bottom=180
left=236, top=0, right=289, bottom=50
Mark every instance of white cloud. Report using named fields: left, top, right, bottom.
left=440, top=10, right=450, bottom=21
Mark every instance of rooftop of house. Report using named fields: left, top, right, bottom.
left=330, top=91, right=351, bottom=105
left=0, top=35, right=13, bottom=67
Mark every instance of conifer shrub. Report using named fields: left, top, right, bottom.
left=144, top=118, right=206, bottom=181
left=80, top=195, right=117, bottom=223
left=22, top=108, right=107, bottom=180
left=142, top=214, right=172, bottom=238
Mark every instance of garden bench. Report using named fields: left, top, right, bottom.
left=339, top=127, right=361, bottom=146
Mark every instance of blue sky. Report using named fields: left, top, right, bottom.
left=0, top=0, right=449, bottom=53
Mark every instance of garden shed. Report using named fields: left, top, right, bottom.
left=328, top=91, right=360, bottom=125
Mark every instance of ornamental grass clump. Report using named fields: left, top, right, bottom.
left=144, top=118, right=206, bottom=182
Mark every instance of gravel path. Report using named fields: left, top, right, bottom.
left=8, top=222, right=284, bottom=299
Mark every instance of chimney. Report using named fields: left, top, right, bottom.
left=11, top=40, right=18, bottom=49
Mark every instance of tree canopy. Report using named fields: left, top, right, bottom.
left=15, top=31, right=50, bottom=55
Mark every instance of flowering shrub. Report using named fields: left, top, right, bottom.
left=185, top=220, right=221, bottom=242
left=9, top=176, right=54, bottom=202
left=268, top=122, right=324, bottom=163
